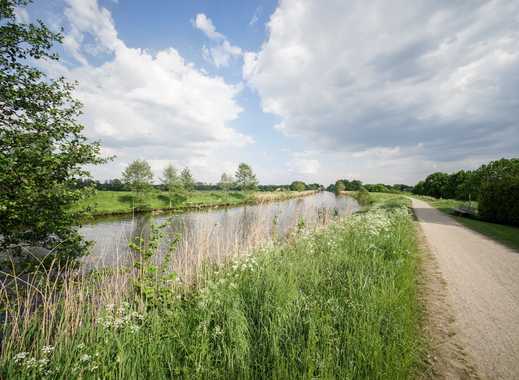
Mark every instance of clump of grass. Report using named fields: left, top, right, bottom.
left=1, top=204, right=421, bottom=379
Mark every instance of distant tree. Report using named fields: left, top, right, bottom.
left=335, top=180, right=346, bottom=194
left=180, top=167, right=195, bottom=192
left=161, top=164, right=180, bottom=207
left=122, top=160, right=153, bottom=204
left=219, top=173, right=234, bottom=192
left=290, top=181, right=306, bottom=191
left=349, top=180, right=363, bottom=191
left=0, top=0, right=106, bottom=261
left=235, top=163, right=259, bottom=191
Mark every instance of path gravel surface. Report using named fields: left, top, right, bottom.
left=412, top=198, right=519, bottom=379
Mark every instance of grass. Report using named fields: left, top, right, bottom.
left=413, top=195, right=519, bottom=251
left=78, top=190, right=316, bottom=216
left=1, top=195, right=423, bottom=379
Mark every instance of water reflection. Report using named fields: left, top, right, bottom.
left=80, top=192, right=359, bottom=275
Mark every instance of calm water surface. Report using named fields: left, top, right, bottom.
left=80, top=192, right=359, bottom=274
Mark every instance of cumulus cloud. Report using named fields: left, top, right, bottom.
left=194, top=13, right=242, bottom=68
left=245, top=0, right=519, bottom=182
left=287, top=153, right=320, bottom=176
left=50, top=0, right=251, bottom=180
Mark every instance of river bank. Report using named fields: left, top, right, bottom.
left=79, top=190, right=319, bottom=217
left=1, top=193, right=423, bottom=379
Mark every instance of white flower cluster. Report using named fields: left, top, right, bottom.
left=71, top=348, right=101, bottom=374
left=230, top=254, right=258, bottom=274
left=13, top=346, right=55, bottom=376
left=97, top=302, right=144, bottom=333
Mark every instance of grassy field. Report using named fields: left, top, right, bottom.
left=79, top=190, right=316, bottom=216
left=1, top=194, right=423, bottom=379
left=413, top=196, right=519, bottom=251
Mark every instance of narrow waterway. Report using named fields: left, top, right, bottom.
left=81, top=192, right=360, bottom=275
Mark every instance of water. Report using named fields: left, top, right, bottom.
left=80, top=192, right=360, bottom=275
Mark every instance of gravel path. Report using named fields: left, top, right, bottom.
left=412, top=198, right=519, bottom=379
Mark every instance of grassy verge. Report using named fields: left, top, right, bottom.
left=78, top=190, right=317, bottom=216
left=1, top=196, right=422, bottom=379
left=413, top=196, right=519, bottom=251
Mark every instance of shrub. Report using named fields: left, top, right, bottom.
left=479, top=178, right=519, bottom=226
left=355, top=188, right=371, bottom=205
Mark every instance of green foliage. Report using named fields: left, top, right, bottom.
left=218, top=172, right=234, bottom=192
left=122, top=160, right=153, bottom=206
left=161, top=164, right=181, bottom=207
left=0, top=0, right=105, bottom=260
left=478, top=158, right=519, bottom=226
left=235, top=163, right=258, bottom=191
left=334, top=180, right=345, bottom=194
left=180, top=167, right=195, bottom=192
left=413, top=158, right=519, bottom=225
left=289, top=180, right=306, bottom=191
left=354, top=187, right=371, bottom=205
left=129, top=223, right=180, bottom=307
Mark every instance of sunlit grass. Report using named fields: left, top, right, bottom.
left=77, top=190, right=316, bottom=216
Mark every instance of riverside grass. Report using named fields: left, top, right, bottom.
left=1, top=195, right=422, bottom=379
left=78, top=190, right=317, bottom=216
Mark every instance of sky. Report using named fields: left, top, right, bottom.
left=20, top=0, right=519, bottom=186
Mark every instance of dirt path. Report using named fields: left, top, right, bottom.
left=412, top=198, right=519, bottom=379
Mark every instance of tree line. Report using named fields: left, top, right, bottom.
left=413, top=158, right=519, bottom=226
left=327, top=179, right=413, bottom=194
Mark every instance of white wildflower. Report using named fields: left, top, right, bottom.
left=80, top=354, right=91, bottom=362
left=41, top=345, right=54, bottom=355
left=105, top=304, right=115, bottom=312
left=14, top=352, right=28, bottom=364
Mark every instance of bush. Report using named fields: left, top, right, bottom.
left=479, top=178, right=519, bottom=226
left=355, top=188, right=371, bottom=205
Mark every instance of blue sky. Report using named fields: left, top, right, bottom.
left=20, top=0, right=519, bottom=186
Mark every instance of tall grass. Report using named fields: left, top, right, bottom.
left=1, top=197, right=421, bottom=379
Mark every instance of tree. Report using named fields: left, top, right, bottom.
left=161, top=164, right=180, bottom=207
left=219, top=173, right=234, bottom=192
left=335, top=180, right=346, bottom=194
left=0, top=0, right=105, bottom=261
left=235, top=163, right=258, bottom=191
left=180, top=167, right=195, bottom=192
left=290, top=181, right=306, bottom=191
left=122, top=160, right=153, bottom=204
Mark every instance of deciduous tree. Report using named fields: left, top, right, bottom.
left=235, top=163, right=258, bottom=191
left=180, top=167, right=195, bottom=192
left=0, top=0, right=105, bottom=261
left=122, top=160, right=153, bottom=204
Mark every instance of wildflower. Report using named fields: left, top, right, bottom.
left=13, top=352, right=28, bottom=364
left=25, top=357, right=38, bottom=369
left=41, top=345, right=54, bottom=355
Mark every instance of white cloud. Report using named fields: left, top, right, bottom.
left=287, top=155, right=320, bottom=176
left=52, top=0, right=252, bottom=181
left=194, top=13, right=242, bottom=68
left=249, top=6, right=262, bottom=26
left=245, top=0, right=519, bottom=182
left=193, top=13, right=224, bottom=40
